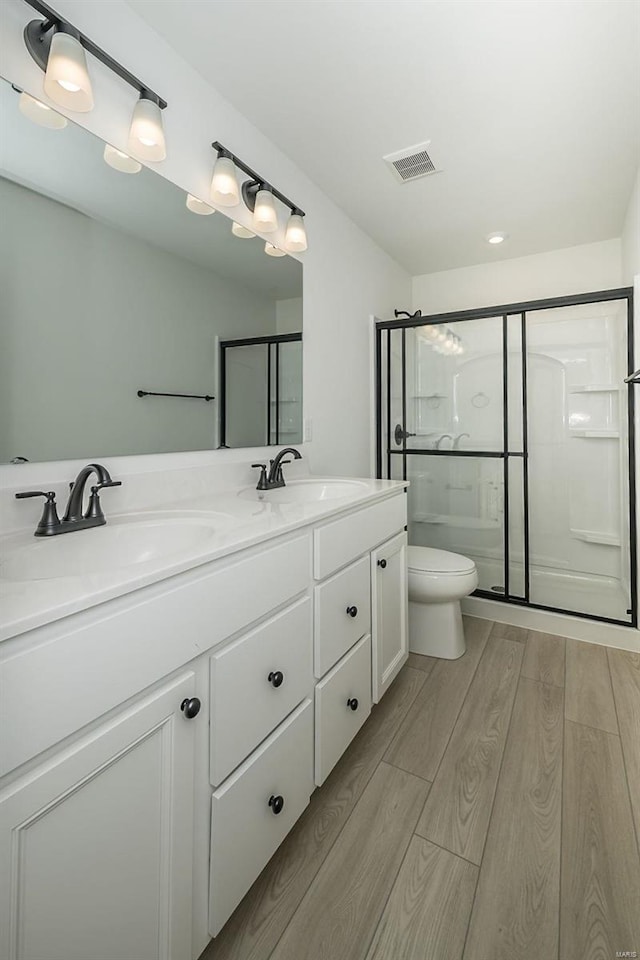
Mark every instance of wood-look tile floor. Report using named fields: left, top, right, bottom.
left=201, top=618, right=640, bottom=960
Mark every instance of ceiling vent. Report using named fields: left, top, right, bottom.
left=383, top=141, right=440, bottom=183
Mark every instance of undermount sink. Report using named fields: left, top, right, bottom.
left=1, top=513, right=227, bottom=581
left=238, top=478, right=370, bottom=504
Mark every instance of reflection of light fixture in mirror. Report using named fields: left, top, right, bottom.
left=210, top=151, right=240, bottom=206
left=231, top=222, right=256, bottom=238
left=264, top=242, right=286, bottom=258
left=186, top=194, right=215, bottom=215
left=417, top=324, right=438, bottom=342
left=284, top=211, right=307, bottom=252
left=104, top=143, right=141, bottom=174
left=18, top=90, right=67, bottom=129
left=128, top=95, right=166, bottom=162
left=42, top=27, right=94, bottom=112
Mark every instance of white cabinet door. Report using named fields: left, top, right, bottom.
left=0, top=673, right=197, bottom=960
left=371, top=531, right=408, bottom=703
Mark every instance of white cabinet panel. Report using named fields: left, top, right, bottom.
left=0, top=673, right=196, bottom=960
left=371, top=532, right=408, bottom=703
left=313, top=494, right=407, bottom=580
left=209, top=699, right=313, bottom=936
left=314, top=635, right=372, bottom=786
left=210, top=597, right=312, bottom=785
left=314, top=556, right=371, bottom=677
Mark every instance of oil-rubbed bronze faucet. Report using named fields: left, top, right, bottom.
left=15, top=463, right=122, bottom=537
left=252, top=447, right=302, bottom=491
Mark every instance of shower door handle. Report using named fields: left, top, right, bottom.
left=394, top=424, right=416, bottom=445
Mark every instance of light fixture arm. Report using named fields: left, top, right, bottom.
left=22, top=0, right=167, bottom=109
left=212, top=141, right=305, bottom=217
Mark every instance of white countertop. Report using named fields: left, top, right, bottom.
left=0, top=477, right=406, bottom=642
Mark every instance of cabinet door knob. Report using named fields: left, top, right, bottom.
left=346, top=605, right=358, bottom=618
left=268, top=794, right=285, bottom=815
left=180, top=697, right=201, bottom=719
left=268, top=670, right=284, bottom=688
left=377, top=558, right=387, bottom=569
left=347, top=697, right=359, bottom=711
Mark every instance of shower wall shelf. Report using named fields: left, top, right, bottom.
left=571, top=528, right=621, bottom=547
left=569, top=385, right=620, bottom=393
left=569, top=429, right=620, bottom=438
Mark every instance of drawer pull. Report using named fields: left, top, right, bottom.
left=268, top=794, right=285, bottom=815
left=180, top=697, right=201, bottom=719
left=347, top=697, right=359, bottom=711
left=346, top=605, right=358, bottom=618
left=268, top=670, right=284, bottom=688
left=377, top=558, right=387, bottom=569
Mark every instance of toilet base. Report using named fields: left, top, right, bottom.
left=409, top=599, right=466, bottom=659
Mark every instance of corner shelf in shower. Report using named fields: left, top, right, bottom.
left=569, top=385, right=620, bottom=393
left=569, top=429, right=620, bottom=438
left=570, top=528, right=621, bottom=547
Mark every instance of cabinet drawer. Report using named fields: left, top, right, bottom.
left=315, top=635, right=372, bottom=786
left=209, top=699, right=313, bottom=936
left=313, top=493, right=406, bottom=579
left=210, top=598, right=312, bottom=785
left=314, top=557, right=370, bottom=677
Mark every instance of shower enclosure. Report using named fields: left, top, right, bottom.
left=376, top=288, right=636, bottom=627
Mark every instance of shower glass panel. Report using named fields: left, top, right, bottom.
left=376, top=288, right=635, bottom=628
left=223, top=344, right=267, bottom=448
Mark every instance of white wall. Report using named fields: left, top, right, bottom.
left=412, top=239, right=622, bottom=315
left=0, top=0, right=410, bottom=484
left=276, top=298, right=303, bottom=334
left=622, top=165, right=640, bottom=284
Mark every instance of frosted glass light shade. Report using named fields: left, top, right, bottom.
left=284, top=212, right=307, bottom=252
left=103, top=143, right=141, bottom=174
left=232, top=222, right=256, bottom=238
left=43, top=30, right=93, bottom=112
left=210, top=156, right=240, bottom=206
left=128, top=97, right=166, bottom=162
left=253, top=188, right=278, bottom=233
left=264, top=242, right=286, bottom=258
left=186, top=194, right=215, bottom=215
left=19, top=91, right=67, bottom=129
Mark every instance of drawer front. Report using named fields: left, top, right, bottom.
left=0, top=534, right=310, bottom=777
left=313, top=493, right=406, bottom=579
left=209, top=699, right=313, bottom=936
left=210, top=598, right=312, bottom=785
left=315, top=635, right=372, bottom=786
left=314, top=557, right=371, bottom=677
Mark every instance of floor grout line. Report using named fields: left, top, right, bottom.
left=383, top=758, right=433, bottom=784
left=410, top=831, right=484, bottom=871
left=563, top=717, right=621, bottom=737
left=606, top=647, right=640, bottom=862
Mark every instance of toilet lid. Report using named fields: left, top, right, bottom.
left=407, top=546, right=476, bottom=575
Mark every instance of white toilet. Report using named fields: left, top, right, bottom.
left=407, top=546, right=478, bottom=659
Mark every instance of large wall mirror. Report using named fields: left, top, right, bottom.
left=0, top=78, right=303, bottom=463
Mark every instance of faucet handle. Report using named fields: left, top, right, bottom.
left=252, top=463, right=269, bottom=491
left=15, top=491, right=60, bottom=536
left=15, top=490, right=56, bottom=501
left=95, top=480, right=122, bottom=489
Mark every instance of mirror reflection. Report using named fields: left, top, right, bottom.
left=0, top=78, right=303, bottom=463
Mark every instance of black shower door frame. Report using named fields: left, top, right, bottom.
left=375, top=287, right=636, bottom=628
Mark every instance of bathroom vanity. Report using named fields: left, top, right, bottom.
left=0, top=471, right=407, bottom=960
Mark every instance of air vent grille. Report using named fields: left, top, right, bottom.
left=383, top=142, right=440, bottom=183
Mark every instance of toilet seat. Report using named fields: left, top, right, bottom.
left=407, top=546, right=476, bottom=576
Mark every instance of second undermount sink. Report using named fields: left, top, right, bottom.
left=1, top=513, right=227, bottom=581
left=238, top=478, right=371, bottom=504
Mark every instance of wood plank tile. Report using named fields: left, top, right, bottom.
left=565, top=639, right=618, bottom=734
left=521, top=631, right=565, bottom=687
left=384, top=617, right=491, bottom=781
left=560, top=721, right=640, bottom=960
left=464, top=679, right=563, bottom=960
left=607, top=647, right=640, bottom=845
left=406, top=652, right=437, bottom=674
left=416, top=636, right=523, bottom=864
left=203, top=666, right=426, bottom=960
left=490, top=621, right=528, bottom=642
left=270, top=762, right=429, bottom=960
left=365, top=837, right=477, bottom=960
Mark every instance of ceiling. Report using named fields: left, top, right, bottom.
left=127, top=0, right=640, bottom=275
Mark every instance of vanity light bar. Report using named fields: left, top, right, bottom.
left=211, top=141, right=305, bottom=218
left=22, top=0, right=167, bottom=109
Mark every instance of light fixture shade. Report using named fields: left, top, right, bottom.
left=43, top=30, right=93, bottom=112
left=253, top=188, right=278, bottom=233
left=128, top=96, right=166, bottom=162
left=232, top=222, right=256, bottom=238
left=103, top=143, right=141, bottom=174
left=18, top=90, right=67, bottom=129
left=186, top=193, right=215, bottom=215
left=210, top=156, right=240, bottom=206
left=264, top=242, right=286, bottom=258
left=284, top=212, right=307, bottom=252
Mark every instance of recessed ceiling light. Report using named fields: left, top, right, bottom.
left=487, top=232, right=507, bottom=245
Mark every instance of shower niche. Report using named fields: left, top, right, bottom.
left=376, top=290, right=636, bottom=627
